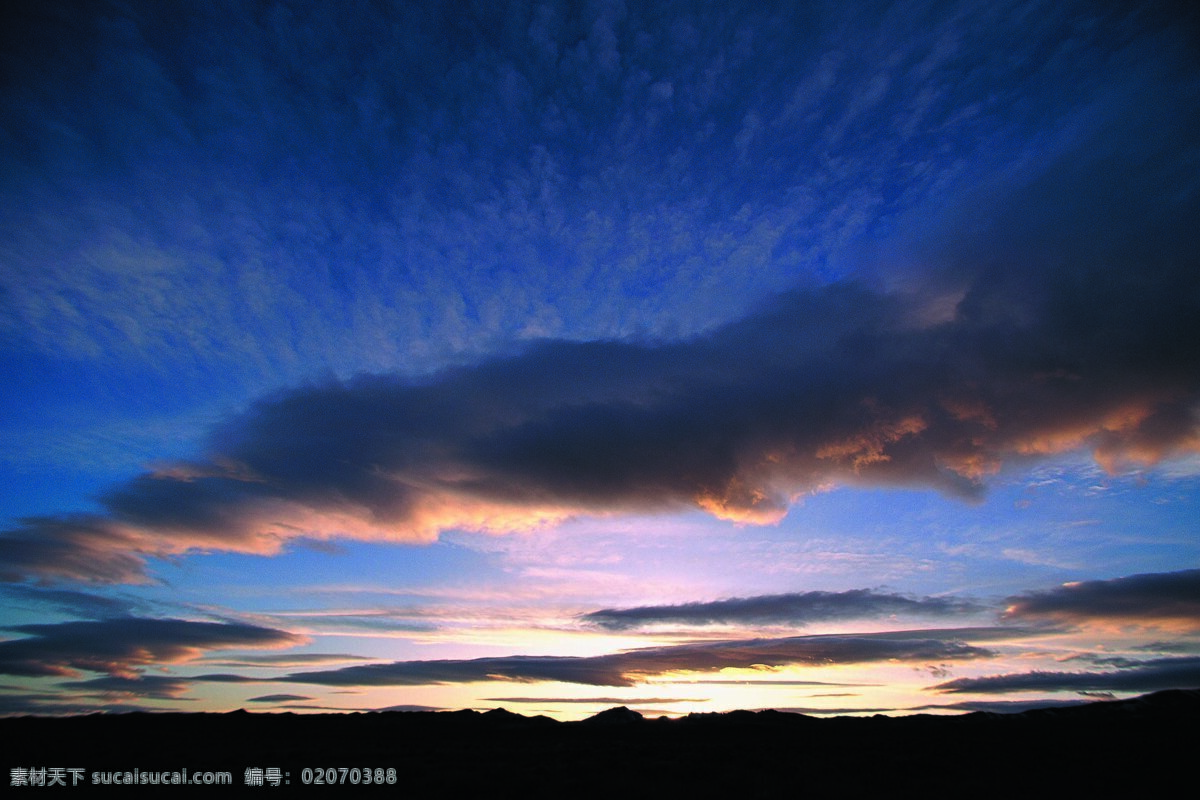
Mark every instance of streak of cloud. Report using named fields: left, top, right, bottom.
left=247, top=694, right=314, bottom=704
left=581, top=588, right=986, bottom=630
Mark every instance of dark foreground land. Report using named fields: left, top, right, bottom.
left=4, top=689, right=1197, bottom=794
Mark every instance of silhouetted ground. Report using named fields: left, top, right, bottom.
left=4, top=689, right=1196, bottom=793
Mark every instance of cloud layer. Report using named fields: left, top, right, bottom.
left=282, top=629, right=996, bottom=688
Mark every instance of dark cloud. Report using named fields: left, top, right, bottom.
left=248, top=694, right=313, bottom=704
left=58, top=675, right=194, bottom=700
left=0, top=617, right=302, bottom=678
left=5, top=219, right=1199, bottom=582
left=581, top=589, right=986, bottom=630
left=931, top=655, right=1200, bottom=694
left=371, top=704, right=444, bottom=713
left=284, top=630, right=995, bottom=688
left=1003, top=569, right=1200, bottom=629
left=0, top=516, right=152, bottom=584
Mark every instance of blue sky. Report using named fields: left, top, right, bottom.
left=2, top=0, right=1199, bottom=719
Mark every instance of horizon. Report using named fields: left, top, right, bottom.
left=2, top=0, right=1199, bottom=724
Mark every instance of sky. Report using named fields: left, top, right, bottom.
left=1, top=0, right=1198, bottom=721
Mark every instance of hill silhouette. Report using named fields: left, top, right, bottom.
left=4, top=689, right=1195, bottom=793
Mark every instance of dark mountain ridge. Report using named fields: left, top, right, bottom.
left=5, top=689, right=1195, bottom=793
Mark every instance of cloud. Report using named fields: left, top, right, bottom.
left=247, top=694, right=314, bottom=704
left=0, top=617, right=302, bottom=678
left=58, top=675, right=195, bottom=700
left=581, top=588, right=986, bottom=630
left=200, top=653, right=372, bottom=668
left=1003, top=569, right=1200, bottom=630
left=0, top=516, right=154, bottom=584
left=931, top=655, right=1200, bottom=694
left=5, top=225, right=1198, bottom=583
left=1, top=0, right=1198, bottom=586
left=483, top=696, right=704, bottom=705
left=779, top=698, right=1091, bottom=715
left=0, top=584, right=139, bottom=619
left=283, top=629, right=996, bottom=688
